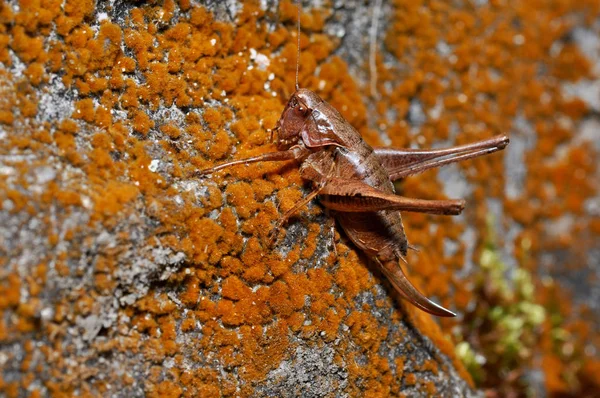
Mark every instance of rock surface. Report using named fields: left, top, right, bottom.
left=0, top=0, right=599, bottom=397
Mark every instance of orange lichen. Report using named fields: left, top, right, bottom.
left=1, top=0, right=599, bottom=396
left=93, top=181, right=139, bottom=218
left=132, top=110, right=154, bottom=136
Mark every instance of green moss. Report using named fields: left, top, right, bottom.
left=455, top=341, right=485, bottom=385
left=457, top=215, right=546, bottom=390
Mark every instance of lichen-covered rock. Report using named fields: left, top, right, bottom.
left=0, top=0, right=598, bottom=397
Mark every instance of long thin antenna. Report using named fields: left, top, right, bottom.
left=295, top=0, right=301, bottom=91
left=369, top=0, right=382, bottom=98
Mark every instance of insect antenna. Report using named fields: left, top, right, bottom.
left=295, top=0, right=301, bottom=91
left=369, top=0, right=383, bottom=97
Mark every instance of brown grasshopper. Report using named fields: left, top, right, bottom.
left=198, top=3, right=509, bottom=317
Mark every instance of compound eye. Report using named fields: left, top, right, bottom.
left=298, top=106, right=305, bottom=113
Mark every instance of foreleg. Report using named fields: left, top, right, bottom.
left=197, top=145, right=310, bottom=176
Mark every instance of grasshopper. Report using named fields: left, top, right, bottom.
left=199, top=2, right=509, bottom=317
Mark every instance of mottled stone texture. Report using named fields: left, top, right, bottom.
left=1, top=0, right=599, bottom=397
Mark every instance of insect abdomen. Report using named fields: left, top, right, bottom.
left=329, top=142, right=409, bottom=258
